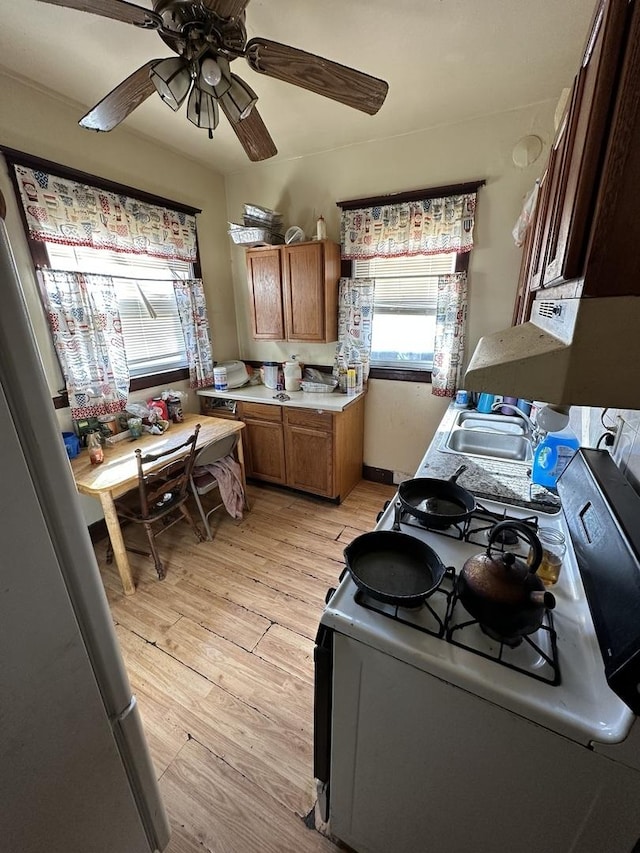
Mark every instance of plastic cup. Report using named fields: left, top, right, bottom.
left=128, top=417, right=143, bottom=439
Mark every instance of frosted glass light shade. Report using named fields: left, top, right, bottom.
left=187, top=86, right=219, bottom=137
left=150, top=57, right=192, bottom=111
left=220, top=73, right=258, bottom=122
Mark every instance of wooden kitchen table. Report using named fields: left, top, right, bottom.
left=71, top=414, right=246, bottom=596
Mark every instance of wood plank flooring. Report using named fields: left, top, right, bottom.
left=96, top=479, right=396, bottom=853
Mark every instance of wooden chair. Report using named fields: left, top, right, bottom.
left=189, top=432, right=245, bottom=540
left=107, top=425, right=204, bottom=580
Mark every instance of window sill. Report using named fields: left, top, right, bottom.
left=368, top=366, right=433, bottom=383
left=52, top=368, right=191, bottom=410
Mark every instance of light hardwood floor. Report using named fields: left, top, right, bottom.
left=96, top=478, right=396, bottom=853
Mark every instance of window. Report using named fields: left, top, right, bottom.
left=353, top=253, right=457, bottom=370
left=45, top=243, right=190, bottom=378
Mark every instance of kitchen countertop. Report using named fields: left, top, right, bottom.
left=416, top=403, right=562, bottom=514
left=197, top=383, right=364, bottom=412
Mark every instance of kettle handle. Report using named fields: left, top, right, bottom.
left=488, top=521, right=543, bottom=574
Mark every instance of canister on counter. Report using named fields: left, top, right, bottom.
left=166, top=396, right=184, bottom=423
left=213, top=365, right=228, bottom=391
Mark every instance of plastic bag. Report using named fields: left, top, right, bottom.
left=512, top=180, right=540, bottom=247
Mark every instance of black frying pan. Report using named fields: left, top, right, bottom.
left=397, top=465, right=476, bottom=530
left=344, top=530, right=447, bottom=607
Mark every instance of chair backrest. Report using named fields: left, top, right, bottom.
left=193, top=432, right=239, bottom=469
left=135, top=424, right=201, bottom=519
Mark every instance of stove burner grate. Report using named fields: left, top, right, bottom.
left=353, top=567, right=455, bottom=639
left=446, top=591, right=560, bottom=685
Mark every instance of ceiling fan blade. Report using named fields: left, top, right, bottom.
left=245, top=38, right=388, bottom=116
left=34, top=0, right=161, bottom=28
left=219, top=102, right=277, bottom=162
left=79, top=61, right=160, bottom=131
left=201, top=0, right=250, bottom=20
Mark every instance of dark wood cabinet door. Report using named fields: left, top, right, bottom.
left=242, top=419, right=286, bottom=484
left=282, top=242, right=325, bottom=341
left=246, top=248, right=285, bottom=340
left=542, top=0, right=628, bottom=287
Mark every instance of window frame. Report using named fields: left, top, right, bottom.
left=3, top=147, right=202, bottom=405
left=344, top=250, right=470, bottom=383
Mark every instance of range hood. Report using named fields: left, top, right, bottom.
left=464, top=294, right=640, bottom=408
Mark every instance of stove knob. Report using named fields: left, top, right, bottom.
left=376, top=500, right=391, bottom=522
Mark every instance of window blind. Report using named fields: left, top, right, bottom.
left=354, top=254, right=455, bottom=314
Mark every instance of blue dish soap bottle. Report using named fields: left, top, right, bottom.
left=531, top=426, right=580, bottom=490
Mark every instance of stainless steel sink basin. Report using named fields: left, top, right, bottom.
left=442, top=410, right=533, bottom=462
left=455, top=411, right=527, bottom=435
left=446, top=430, right=532, bottom=462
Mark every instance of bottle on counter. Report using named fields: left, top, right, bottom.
left=316, top=215, right=327, bottom=240
left=87, top=430, right=104, bottom=465
left=531, top=425, right=580, bottom=490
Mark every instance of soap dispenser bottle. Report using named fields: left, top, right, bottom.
left=284, top=355, right=302, bottom=392
left=531, top=425, right=580, bottom=490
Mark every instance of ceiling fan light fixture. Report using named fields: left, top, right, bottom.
left=150, top=57, right=192, bottom=111
left=221, top=73, right=258, bottom=122
left=201, top=57, right=222, bottom=87
left=187, top=86, right=219, bottom=138
left=199, top=55, right=232, bottom=99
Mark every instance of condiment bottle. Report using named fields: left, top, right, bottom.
left=87, top=431, right=104, bottom=465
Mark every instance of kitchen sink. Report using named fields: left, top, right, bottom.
left=455, top=411, right=527, bottom=435
left=442, top=410, right=533, bottom=463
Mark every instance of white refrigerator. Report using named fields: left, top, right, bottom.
left=0, top=203, right=171, bottom=851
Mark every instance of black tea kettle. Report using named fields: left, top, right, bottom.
left=458, top=521, right=555, bottom=640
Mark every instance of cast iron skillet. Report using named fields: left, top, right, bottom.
left=344, top=530, right=447, bottom=607
left=397, top=465, right=476, bottom=530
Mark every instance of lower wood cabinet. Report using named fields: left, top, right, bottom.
left=239, top=402, right=286, bottom=485
left=201, top=396, right=365, bottom=502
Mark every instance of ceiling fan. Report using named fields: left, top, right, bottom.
left=35, top=0, right=390, bottom=162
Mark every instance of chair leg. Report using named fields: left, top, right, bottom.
left=180, top=504, right=205, bottom=543
left=191, top=484, right=213, bottom=541
left=143, top=522, right=166, bottom=581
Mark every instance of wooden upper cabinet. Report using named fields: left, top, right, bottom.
left=246, top=240, right=340, bottom=342
left=246, top=248, right=284, bottom=340
left=541, top=0, right=628, bottom=288
left=512, top=0, right=635, bottom=323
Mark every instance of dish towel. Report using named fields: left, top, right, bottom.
left=196, top=455, right=245, bottom=519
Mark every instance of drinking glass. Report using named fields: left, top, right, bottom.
left=128, top=417, right=143, bottom=439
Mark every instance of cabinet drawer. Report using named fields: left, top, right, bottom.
left=239, top=401, right=283, bottom=422
left=285, top=407, right=333, bottom=432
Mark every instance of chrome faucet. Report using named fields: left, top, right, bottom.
left=490, top=401, right=542, bottom=445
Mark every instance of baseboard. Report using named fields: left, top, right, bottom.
left=362, top=465, right=394, bottom=486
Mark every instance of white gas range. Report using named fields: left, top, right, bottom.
left=314, top=449, right=640, bottom=853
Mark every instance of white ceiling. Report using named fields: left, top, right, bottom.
left=1, top=0, right=595, bottom=175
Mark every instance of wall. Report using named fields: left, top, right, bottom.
left=0, top=72, right=236, bottom=522
left=224, top=101, right=558, bottom=477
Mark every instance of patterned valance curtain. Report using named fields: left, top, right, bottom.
left=341, top=193, right=476, bottom=260
left=14, top=164, right=197, bottom=262
left=173, top=279, right=214, bottom=389
left=40, top=270, right=130, bottom=419
left=432, top=273, right=468, bottom=397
